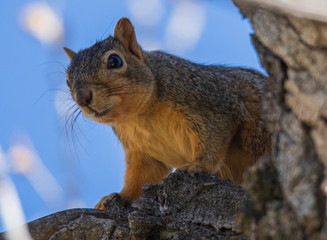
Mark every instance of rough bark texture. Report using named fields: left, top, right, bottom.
left=234, top=1, right=327, bottom=239
left=239, top=0, right=327, bottom=23
left=0, top=172, right=250, bottom=240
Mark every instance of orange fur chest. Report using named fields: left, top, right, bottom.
left=113, top=103, right=198, bottom=168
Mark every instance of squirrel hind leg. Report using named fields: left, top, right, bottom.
left=239, top=118, right=272, bottom=159
left=175, top=150, right=231, bottom=180
left=175, top=157, right=240, bottom=184
left=175, top=163, right=207, bottom=174
left=222, top=140, right=255, bottom=185
left=218, top=118, right=272, bottom=185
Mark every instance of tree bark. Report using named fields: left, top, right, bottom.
left=239, top=0, right=327, bottom=23
left=234, top=1, right=327, bottom=239
left=0, top=172, right=250, bottom=240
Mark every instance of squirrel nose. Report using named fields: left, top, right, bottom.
left=75, top=89, right=93, bottom=107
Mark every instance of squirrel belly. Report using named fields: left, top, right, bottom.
left=63, top=17, right=271, bottom=209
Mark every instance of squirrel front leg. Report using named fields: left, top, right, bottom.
left=95, top=151, right=172, bottom=209
left=176, top=134, right=233, bottom=181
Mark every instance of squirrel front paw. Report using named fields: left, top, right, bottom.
left=176, top=163, right=207, bottom=174
left=94, top=193, right=116, bottom=210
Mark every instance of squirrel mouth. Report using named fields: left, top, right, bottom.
left=86, top=106, right=111, bottom=118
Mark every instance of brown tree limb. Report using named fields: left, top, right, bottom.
left=0, top=172, right=250, bottom=240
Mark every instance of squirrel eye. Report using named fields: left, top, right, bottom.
left=107, top=54, right=123, bottom=69
left=66, top=79, right=71, bottom=87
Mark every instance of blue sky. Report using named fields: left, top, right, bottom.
left=0, top=0, right=264, bottom=232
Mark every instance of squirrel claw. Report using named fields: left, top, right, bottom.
left=94, top=193, right=115, bottom=210
left=176, top=164, right=206, bottom=174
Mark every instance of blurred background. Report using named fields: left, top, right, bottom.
left=0, top=0, right=265, bottom=233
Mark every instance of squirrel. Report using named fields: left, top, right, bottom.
left=63, top=17, right=271, bottom=210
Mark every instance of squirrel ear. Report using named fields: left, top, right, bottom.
left=114, top=17, right=143, bottom=59
left=63, top=47, right=76, bottom=61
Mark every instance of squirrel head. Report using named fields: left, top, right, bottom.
left=63, top=18, right=155, bottom=125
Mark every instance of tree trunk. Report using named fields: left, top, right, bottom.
left=234, top=1, right=327, bottom=239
